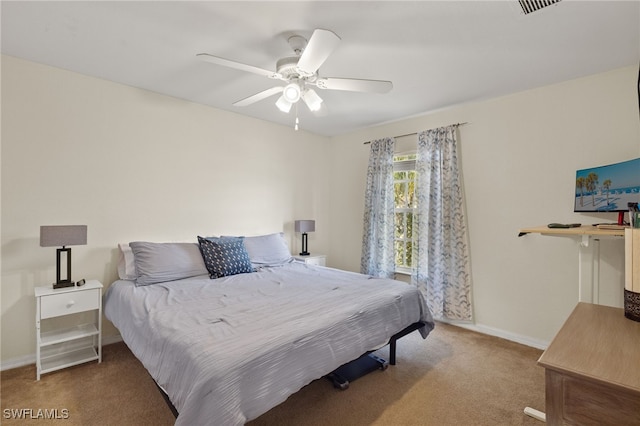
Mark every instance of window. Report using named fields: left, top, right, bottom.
left=393, top=154, right=417, bottom=273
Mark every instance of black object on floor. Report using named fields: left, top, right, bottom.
left=326, top=353, right=389, bottom=390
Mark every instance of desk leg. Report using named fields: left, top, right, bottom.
left=543, top=370, right=564, bottom=425
left=578, top=236, right=600, bottom=304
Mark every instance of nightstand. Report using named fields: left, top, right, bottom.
left=34, top=280, right=103, bottom=380
left=292, top=254, right=326, bottom=267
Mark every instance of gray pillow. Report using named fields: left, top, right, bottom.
left=224, top=232, right=292, bottom=267
left=129, top=241, right=208, bottom=286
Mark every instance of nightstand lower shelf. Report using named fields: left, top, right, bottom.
left=40, top=345, right=100, bottom=375
left=41, top=323, right=99, bottom=347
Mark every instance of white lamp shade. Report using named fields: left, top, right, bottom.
left=302, top=89, right=323, bottom=112
left=275, top=95, right=293, bottom=113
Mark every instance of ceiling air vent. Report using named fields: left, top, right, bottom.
left=518, top=0, right=562, bottom=15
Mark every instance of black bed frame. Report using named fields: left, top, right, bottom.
left=156, top=321, right=426, bottom=418
left=386, top=320, right=425, bottom=365
left=325, top=320, right=425, bottom=390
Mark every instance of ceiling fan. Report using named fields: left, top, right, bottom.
left=197, top=29, right=393, bottom=115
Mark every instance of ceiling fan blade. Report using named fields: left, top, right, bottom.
left=316, top=77, right=393, bottom=93
left=296, top=29, right=341, bottom=75
left=197, top=53, right=281, bottom=79
left=233, top=86, right=283, bottom=107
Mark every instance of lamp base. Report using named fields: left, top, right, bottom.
left=53, top=280, right=75, bottom=289
left=299, top=232, right=310, bottom=257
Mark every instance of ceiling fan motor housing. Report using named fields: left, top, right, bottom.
left=277, top=56, right=317, bottom=86
left=276, top=56, right=301, bottom=79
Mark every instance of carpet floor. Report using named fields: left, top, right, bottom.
left=1, top=322, right=545, bottom=425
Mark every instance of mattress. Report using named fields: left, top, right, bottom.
left=104, top=262, right=434, bottom=425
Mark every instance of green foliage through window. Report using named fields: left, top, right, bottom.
left=393, top=154, right=417, bottom=271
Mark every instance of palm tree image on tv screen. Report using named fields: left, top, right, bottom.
left=574, top=158, right=640, bottom=213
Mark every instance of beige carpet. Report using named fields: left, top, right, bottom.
left=1, top=323, right=545, bottom=425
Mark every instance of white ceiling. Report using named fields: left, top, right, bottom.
left=2, top=1, right=639, bottom=136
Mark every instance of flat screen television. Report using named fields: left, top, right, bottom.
left=574, top=157, right=640, bottom=225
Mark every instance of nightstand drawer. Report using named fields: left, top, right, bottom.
left=40, top=289, right=99, bottom=319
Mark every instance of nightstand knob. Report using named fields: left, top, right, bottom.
left=67, top=300, right=75, bottom=308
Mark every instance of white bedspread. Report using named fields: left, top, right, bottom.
left=104, top=262, right=434, bottom=425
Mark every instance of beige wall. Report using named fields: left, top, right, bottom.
left=2, top=55, right=639, bottom=365
left=1, top=55, right=330, bottom=362
left=328, top=66, right=640, bottom=346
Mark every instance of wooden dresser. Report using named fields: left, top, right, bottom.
left=538, top=303, right=640, bottom=425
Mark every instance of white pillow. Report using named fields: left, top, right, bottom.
left=117, top=243, right=137, bottom=280
left=228, top=233, right=292, bottom=267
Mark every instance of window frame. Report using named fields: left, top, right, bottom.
left=393, top=153, right=417, bottom=275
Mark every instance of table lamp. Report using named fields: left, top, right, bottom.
left=40, top=225, right=87, bottom=289
left=295, top=220, right=315, bottom=256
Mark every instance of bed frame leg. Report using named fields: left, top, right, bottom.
left=389, top=339, right=397, bottom=365
left=387, top=321, right=424, bottom=366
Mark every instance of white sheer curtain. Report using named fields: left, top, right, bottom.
left=360, top=137, right=396, bottom=278
left=411, top=126, right=472, bottom=321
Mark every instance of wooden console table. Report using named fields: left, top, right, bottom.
left=518, top=225, right=625, bottom=304
left=537, top=303, right=640, bottom=425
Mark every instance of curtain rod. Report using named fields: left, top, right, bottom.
left=363, top=122, right=469, bottom=144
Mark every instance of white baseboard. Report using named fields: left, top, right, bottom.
left=0, top=353, right=35, bottom=372
left=0, top=334, right=123, bottom=372
left=442, top=320, right=549, bottom=350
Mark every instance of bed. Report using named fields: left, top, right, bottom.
left=104, top=234, right=434, bottom=425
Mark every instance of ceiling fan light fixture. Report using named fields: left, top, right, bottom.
left=275, top=95, right=293, bottom=113
left=302, top=89, right=323, bottom=111
left=282, top=82, right=302, bottom=103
